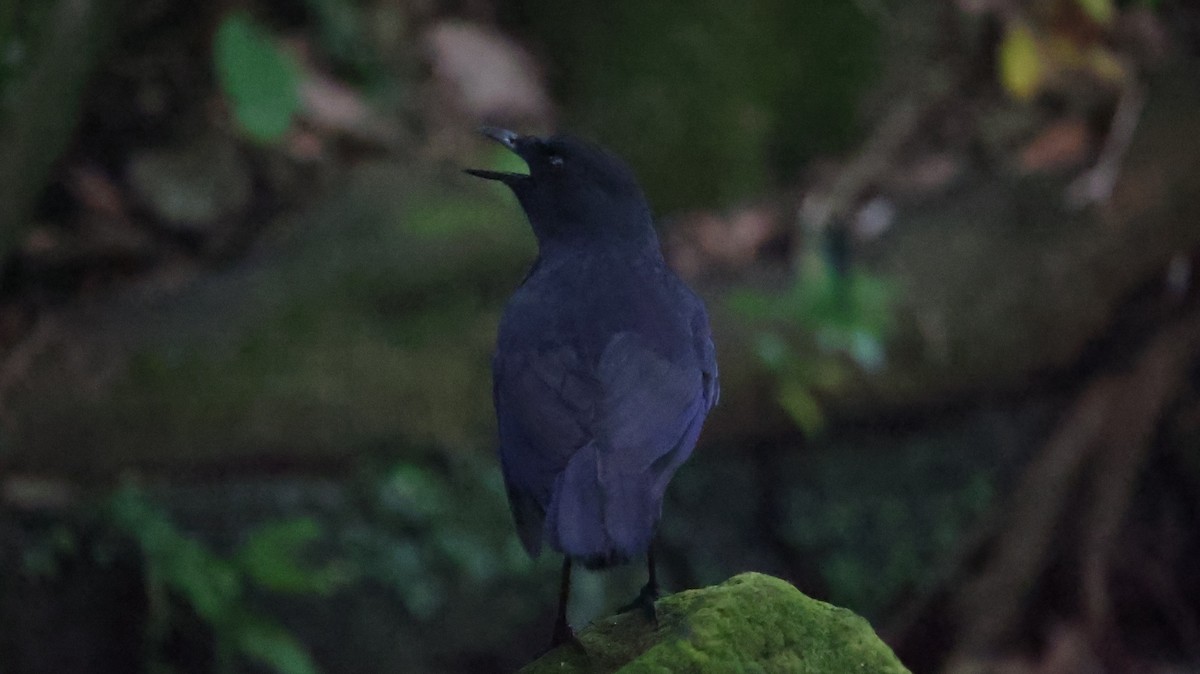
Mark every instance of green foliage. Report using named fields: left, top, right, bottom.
left=518, top=0, right=881, bottom=212
left=728, top=249, right=893, bottom=431
left=0, top=2, right=25, bottom=97
left=108, top=485, right=345, bottom=674
left=236, top=518, right=348, bottom=595
left=0, top=0, right=116, bottom=260
left=231, top=612, right=319, bottom=674
left=341, top=459, right=531, bottom=621
left=1075, top=0, right=1115, bottom=25
left=20, top=524, right=78, bottom=579
left=998, top=22, right=1041, bottom=101
left=213, top=12, right=301, bottom=143
left=16, top=454, right=559, bottom=670
left=0, top=2, right=56, bottom=102
left=301, top=0, right=382, bottom=83
left=783, top=436, right=998, bottom=617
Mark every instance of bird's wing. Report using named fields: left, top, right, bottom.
left=493, top=344, right=598, bottom=556
left=595, top=331, right=704, bottom=476
left=545, top=332, right=706, bottom=562
left=494, top=330, right=708, bottom=560
left=692, top=302, right=720, bottom=412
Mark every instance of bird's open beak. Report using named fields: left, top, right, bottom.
left=464, top=127, right=530, bottom=184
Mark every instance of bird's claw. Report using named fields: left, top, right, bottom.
left=548, top=621, right=584, bottom=652
left=617, top=583, right=660, bottom=625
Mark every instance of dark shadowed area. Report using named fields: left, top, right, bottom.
left=2, top=1, right=1199, bottom=672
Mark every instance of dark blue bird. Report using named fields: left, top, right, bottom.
left=467, top=128, right=719, bottom=647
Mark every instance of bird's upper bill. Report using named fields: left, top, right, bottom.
left=464, top=127, right=532, bottom=185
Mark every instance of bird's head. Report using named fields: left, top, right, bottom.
left=466, top=128, right=657, bottom=250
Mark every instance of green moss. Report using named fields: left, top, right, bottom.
left=521, top=573, right=909, bottom=673
left=104, top=300, right=499, bottom=462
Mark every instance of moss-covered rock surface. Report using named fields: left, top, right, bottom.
left=520, top=572, right=909, bottom=674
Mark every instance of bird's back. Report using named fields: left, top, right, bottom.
left=493, top=247, right=716, bottom=568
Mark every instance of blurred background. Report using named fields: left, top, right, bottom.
left=1, top=0, right=1199, bottom=672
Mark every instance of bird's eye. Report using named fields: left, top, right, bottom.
left=548, top=155, right=564, bottom=169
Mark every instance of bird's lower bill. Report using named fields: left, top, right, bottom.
left=463, top=168, right=530, bottom=185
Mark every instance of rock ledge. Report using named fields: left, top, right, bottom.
left=521, top=572, right=910, bottom=673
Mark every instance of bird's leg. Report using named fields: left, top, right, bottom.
left=617, top=545, right=660, bottom=625
left=550, top=557, right=583, bottom=650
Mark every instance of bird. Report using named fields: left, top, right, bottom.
left=466, top=127, right=719, bottom=648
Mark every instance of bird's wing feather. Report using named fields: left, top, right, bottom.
left=596, top=332, right=703, bottom=472
left=691, top=301, right=720, bottom=412
left=493, top=344, right=597, bottom=555
left=496, top=328, right=707, bottom=561
left=585, top=332, right=706, bottom=559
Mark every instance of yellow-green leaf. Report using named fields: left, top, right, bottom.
left=998, top=23, right=1043, bottom=101
left=778, top=379, right=824, bottom=433
left=1084, top=45, right=1128, bottom=85
left=1076, top=0, right=1115, bottom=26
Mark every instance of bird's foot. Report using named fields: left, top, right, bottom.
left=617, top=582, right=660, bottom=625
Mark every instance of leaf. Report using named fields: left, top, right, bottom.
left=234, top=613, right=320, bottom=674
left=214, top=12, right=300, bottom=142
left=1083, top=45, right=1128, bottom=86
left=754, top=332, right=791, bottom=370
left=1075, top=0, right=1115, bottom=26
left=382, top=464, right=446, bottom=520
left=109, top=485, right=242, bottom=622
left=998, top=23, right=1043, bottom=101
left=161, top=540, right=241, bottom=622
left=848, top=331, right=886, bottom=372
left=236, top=518, right=345, bottom=595
left=1018, top=117, right=1091, bottom=173
left=777, top=379, right=825, bottom=433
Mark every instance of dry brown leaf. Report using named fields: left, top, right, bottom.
left=298, top=73, right=373, bottom=134
left=885, top=153, right=963, bottom=196
left=1019, top=118, right=1092, bottom=174
left=1034, top=623, right=1103, bottom=674
left=68, top=164, right=126, bottom=219
left=424, top=21, right=551, bottom=123
left=22, top=228, right=60, bottom=255
left=666, top=206, right=780, bottom=278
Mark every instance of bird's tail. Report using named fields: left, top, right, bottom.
left=544, top=441, right=658, bottom=570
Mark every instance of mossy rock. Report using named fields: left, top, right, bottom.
left=521, top=573, right=909, bottom=673
left=1, top=162, right=534, bottom=475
